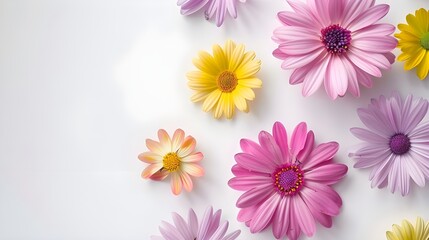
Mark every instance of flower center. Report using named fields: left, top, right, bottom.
left=162, top=152, right=181, bottom=172
left=217, top=71, right=238, bottom=92
left=321, top=24, right=352, bottom=54
left=421, top=32, right=429, bottom=50
left=273, top=165, right=304, bottom=196
left=389, top=133, right=411, bottom=155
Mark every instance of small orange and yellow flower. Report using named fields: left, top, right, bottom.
left=138, top=129, right=204, bottom=195
left=187, top=40, right=262, bottom=119
left=396, top=8, right=429, bottom=80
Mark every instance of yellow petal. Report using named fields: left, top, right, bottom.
left=224, top=39, right=236, bottom=61
left=192, top=51, right=220, bottom=76
left=415, top=8, right=428, bottom=33
left=398, top=52, right=411, bottom=62
left=178, top=136, right=196, bottom=157
left=406, top=13, right=424, bottom=35
left=202, top=89, right=221, bottom=112
left=386, top=231, right=399, bottom=240
left=236, top=60, right=261, bottom=79
left=404, top=47, right=426, bottom=70
left=416, top=51, right=429, bottom=80
left=190, top=90, right=212, bottom=102
left=186, top=71, right=216, bottom=82
left=238, top=78, right=262, bottom=88
left=214, top=93, right=226, bottom=119
left=398, top=23, right=420, bottom=37
left=236, top=51, right=256, bottom=70
left=395, top=31, right=420, bottom=42
left=232, top=92, right=248, bottom=112
left=392, top=224, right=405, bottom=239
left=415, top=217, right=424, bottom=239
left=188, top=80, right=218, bottom=91
left=229, top=43, right=245, bottom=72
left=402, top=219, right=414, bottom=239
left=224, top=93, right=235, bottom=119
left=212, top=44, right=228, bottom=70
left=235, top=85, right=255, bottom=100
left=182, top=163, right=204, bottom=177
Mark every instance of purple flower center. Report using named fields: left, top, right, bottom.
left=389, top=133, right=411, bottom=155
left=272, top=165, right=304, bottom=196
left=321, top=24, right=352, bottom=54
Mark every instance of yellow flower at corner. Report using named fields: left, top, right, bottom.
left=395, top=8, right=429, bottom=80
left=386, top=217, right=429, bottom=240
left=187, top=40, right=262, bottom=119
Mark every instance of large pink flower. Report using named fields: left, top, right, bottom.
left=228, top=122, right=348, bottom=240
left=272, top=0, right=397, bottom=99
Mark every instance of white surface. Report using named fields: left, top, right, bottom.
left=1, top=0, right=429, bottom=239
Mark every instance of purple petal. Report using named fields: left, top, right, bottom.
left=305, top=164, right=348, bottom=185
left=234, top=152, right=275, bottom=173
left=348, top=4, right=390, bottom=32
left=273, top=121, right=290, bottom=164
left=350, top=127, right=387, bottom=143
left=292, top=196, right=316, bottom=237
left=297, top=131, right=314, bottom=164
left=172, top=212, right=193, bottom=239
left=228, top=175, right=272, bottom=191
left=290, top=122, right=308, bottom=157
left=303, top=142, right=339, bottom=170
left=403, top=153, right=426, bottom=187
left=188, top=209, right=198, bottom=237
left=272, top=197, right=290, bottom=239
left=236, top=183, right=274, bottom=208
left=249, top=194, right=281, bottom=233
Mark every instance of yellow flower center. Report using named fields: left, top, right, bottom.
left=217, top=71, right=238, bottom=92
left=162, top=152, right=181, bottom=172
left=421, top=32, right=429, bottom=50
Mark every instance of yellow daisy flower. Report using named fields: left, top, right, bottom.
left=187, top=40, right=262, bottom=119
left=386, top=217, right=429, bottom=240
left=395, top=8, right=429, bottom=80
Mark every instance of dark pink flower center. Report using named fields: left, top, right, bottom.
left=321, top=24, right=351, bottom=54
left=389, top=133, right=411, bottom=155
left=272, top=165, right=304, bottom=196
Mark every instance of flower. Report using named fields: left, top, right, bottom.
left=386, top=217, right=429, bottom=240
left=395, top=8, right=429, bottom=80
left=187, top=40, right=262, bottom=119
left=272, top=0, right=397, bottom=99
left=228, top=122, right=347, bottom=240
left=349, top=92, right=429, bottom=196
left=151, top=206, right=241, bottom=240
left=138, top=129, right=204, bottom=195
left=177, top=0, right=246, bottom=27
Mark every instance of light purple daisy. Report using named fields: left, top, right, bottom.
left=177, top=0, right=246, bottom=27
left=349, top=92, right=429, bottom=196
left=151, top=206, right=241, bottom=240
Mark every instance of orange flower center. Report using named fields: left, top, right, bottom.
left=217, top=71, right=238, bottom=92
left=163, top=152, right=181, bottom=172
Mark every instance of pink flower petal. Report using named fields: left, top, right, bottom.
left=297, top=131, right=314, bottom=164
left=286, top=200, right=301, bottom=240
left=346, top=49, right=382, bottom=77
left=299, top=189, right=333, bottom=227
left=272, top=121, right=290, bottom=164
left=180, top=0, right=209, bottom=15
left=172, top=212, right=193, bottom=239
left=159, top=221, right=185, bottom=240
left=292, top=196, right=316, bottom=237
left=277, top=11, right=314, bottom=28
left=141, top=163, right=163, bottom=179
left=258, top=131, right=284, bottom=165
left=350, top=127, right=387, bottom=143
left=146, top=139, right=168, bottom=156
left=228, top=175, right=272, bottom=191
left=328, top=0, right=346, bottom=23
left=171, top=172, right=183, bottom=195
left=352, top=145, right=391, bottom=169
left=182, top=163, right=204, bottom=177
left=290, top=122, right=308, bottom=158
left=138, top=152, right=162, bottom=164
left=341, top=0, right=375, bottom=28
left=403, top=154, right=426, bottom=187
left=305, top=163, right=348, bottom=185
left=278, top=39, right=323, bottom=56
left=234, top=153, right=274, bottom=173
left=353, top=36, right=397, bottom=53
left=149, top=169, right=169, bottom=181
left=305, top=181, right=343, bottom=206
left=272, top=197, right=290, bottom=239
left=197, top=207, right=213, bottom=239
left=179, top=171, right=193, bottom=192
left=348, top=4, right=390, bottom=32
left=249, top=193, right=281, bottom=233
left=172, top=129, right=185, bottom=152
left=289, top=67, right=307, bottom=85
left=286, top=0, right=323, bottom=29
left=237, top=205, right=258, bottom=223
left=178, top=136, right=197, bottom=157
left=352, top=23, right=395, bottom=39
left=342, top=57, right=360, bottom=97
left=325, top=56, right=348, bottom=99
left=302, top=55, right=331, bottom=97
left=403, top=97, right=428, bottom=134
left=158, top=129, right=172, bottom=150
left=281, top=48, right=324, bottom=70
left=182, top=152, right=204, bottom=163
left=303, top=142, right=339, bottom=170
left=300, top=188, right=340, bottom=216
left=188, top=209, right=198, bottom=236
left=239, top=139, right=278, bottom=170
left=236, top=183, right=274, bottom=208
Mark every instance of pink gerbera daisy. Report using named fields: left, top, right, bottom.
left=228, top=122, right=348, bottom=240
left=151, top=206, right=241, bottom=240
left=272, top=0, right=397, bottom=99
left=177, top=0, right=246, bottom=27
left=138, top=129, right=204, bottom=195
left=349, top=92, right=429, bottom=196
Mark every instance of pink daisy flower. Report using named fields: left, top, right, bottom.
left=151, top=206, right=241, bottom=240
left=349, top=92, right=429, bottom=196
left=272, top=0, right=397, bottom=99
left=228, top=122, right=348, bottom=240
left=138, top=129, right=204, bottom=195
left=177, top=0, right=246, bottom=27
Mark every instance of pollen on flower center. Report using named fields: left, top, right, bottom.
left=421, top=32, right=429, bottom=50
left=272, top=165, right=304, bottom=196
left=163, top=152, right=181, bottom=172
left=389, top=133, right=411, bottom=155
left=217, top=71, right=238, bottom=92
left=321, top=24, right=352, bottom=54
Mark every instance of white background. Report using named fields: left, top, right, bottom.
left=1, top=0, right=429, bottom=239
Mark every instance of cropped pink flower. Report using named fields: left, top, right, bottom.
left=273, top=0, right=397, bottom=99
left=138, top=129, right=204, bottom=195
left=228, top=122, right=347, bottom=240
left=177, top=0, right=246, bottom=27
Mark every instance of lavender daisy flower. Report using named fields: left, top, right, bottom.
left=349, top=92, right=429, bottom=196
left=151, top=206, right=240, bottom=240
left=177, top=0, right=246, bottom=27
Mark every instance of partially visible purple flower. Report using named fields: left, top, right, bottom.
left=151, top=206, right=241, bottom=240
left=177, top=0, right=246, bottom=27
left=350, top=92, right=429, bottom=196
